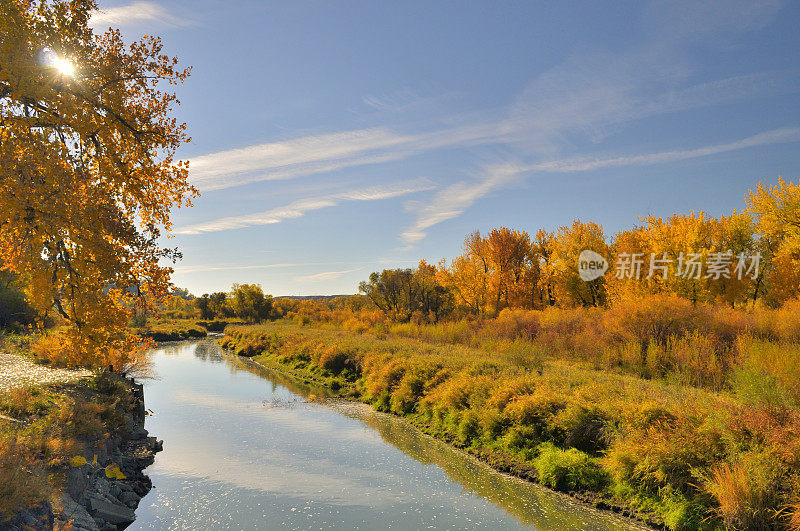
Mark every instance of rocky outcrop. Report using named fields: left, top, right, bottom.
left=54, top=377, right=163, bottom=530
left=56, top=435, right=162, bottom=530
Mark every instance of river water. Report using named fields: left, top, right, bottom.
left=131, top=340, right=644, bottom=530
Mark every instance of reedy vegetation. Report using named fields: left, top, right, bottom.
left=221, top=307, right=800, bottom=530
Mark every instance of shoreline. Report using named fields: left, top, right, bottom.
left=226, top=343, right=662, bottom=530
left=6, top=374, right=162, bottom=531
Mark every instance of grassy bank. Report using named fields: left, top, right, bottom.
left=220, top=320, right=800, bottom=530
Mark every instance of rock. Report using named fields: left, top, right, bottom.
left=94, top=477, right=111, bottom=498
left=66, top=465, right=93, bottom=503
left=119, top=489, right=141, bottom=508
left=132, top=479, right=152, bottom=497
left=58, top=494, right=99, bottom=531
left=88, top=495, right=136, bottom=526
left=128, top=426, right=148, bottom=440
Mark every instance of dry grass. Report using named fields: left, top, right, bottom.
left=0, top=435, right=50, bottom=520
left=704, top=462, right=777, bottom=530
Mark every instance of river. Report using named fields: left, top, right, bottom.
left=130, top=340, right=645, bottom=530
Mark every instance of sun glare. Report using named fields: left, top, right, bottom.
left=53, top=56, right=75, bottom=77
left=39, top=47, right=75, bottom=77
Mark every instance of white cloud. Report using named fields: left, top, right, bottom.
left=175, top=178, right=435, bottom=235
left=90, top=2, right=190, bottom=28
left=186, top=62, right=796, bottom=194
left=400, top=163, right=524, bottom=245
left=294, top=269, right=362, bottom=282
left=188, top=125, right=502, bottom=192
left=529, top=127, right=800, bottom=173
left=173, top=261, right=360, bottom=274
left=400, top=128, right=800, bottom=245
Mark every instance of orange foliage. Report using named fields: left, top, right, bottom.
left=0, top=0, right=194, bottom=369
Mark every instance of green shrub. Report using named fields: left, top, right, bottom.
left=533, top=443, right=608, bottom=492
left=457, top=411, right=481, bottom=445
left=555, top=405, right=609, bottom=455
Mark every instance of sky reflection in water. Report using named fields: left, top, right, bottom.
left=131, top=341, right=643, bottom=530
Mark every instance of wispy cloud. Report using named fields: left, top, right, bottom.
left=188, top=125, right=501, bottom=192
left=175, top=179, right=435, bottom=235
left=529, top=127, right=800, bottom=173
left=188, top=65, right=797, bottom=194
left=173, top=261, right=376, bottom=275
left=294, top=268, right=362, bottom=282
left=90, top=2, right=191, bottom=28
left=401, top=128, right=800, bottom=244
left=400, top=164, right=524, bottom=245
left=172, top=263, right=317, bottom=274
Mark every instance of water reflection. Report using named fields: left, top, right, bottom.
left=193, top=340, right=225, bottom=363
left=132, top=341, right=644, bottom=530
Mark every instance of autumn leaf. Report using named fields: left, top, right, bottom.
left=105, top=463, right=126, bottom=480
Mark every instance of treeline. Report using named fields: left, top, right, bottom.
left=152, top=283, right=273, bottom=324
left=193, top=284, right=273, bottom=322
left=359, top=178, right=799, bottom=322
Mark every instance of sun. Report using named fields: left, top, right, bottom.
left=53, top=56, right=75, bottom=77
left=39, top=47, right=75, bottom=77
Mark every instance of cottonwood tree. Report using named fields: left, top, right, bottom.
left=551, top=221, right=608, bottom=307
left=747, top=177, right=800, bottom=304
left=0, top=0, right=194, bottom=369
left=360, top=263, right=451, bottom=322
left=229, top=284, right=272, bottom=323
left=439, top=229, right=539, bottom=316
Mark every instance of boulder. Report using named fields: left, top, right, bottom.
left=59, top=494, right=99, bottom=531
left=119, top=489, right=141, bottom=508
left=88, top=495, right=136, bottom=526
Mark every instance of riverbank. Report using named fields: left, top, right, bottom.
left=135, top=340, right=646, bottom=529
left=133, top=319, right=237, bottom=342
left=1, top=371, right=162, bottom=530
left=232, top=352, right=654, bottom=530
left=219, top=323, right=669, bottom=528
left=218, top=321, right=800, bottom=530
left=225, top=342, right=658, bottom=528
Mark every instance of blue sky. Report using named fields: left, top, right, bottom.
left=91, top=0, right=800, bottom=296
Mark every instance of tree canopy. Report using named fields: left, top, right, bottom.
left=0, top=0, right=194, bottom=369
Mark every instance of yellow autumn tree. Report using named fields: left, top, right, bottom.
left=551, top=221, right=608, bottom=307
left=439, top=229, right=539, bottom=315
left=533, top=229, right=558, bottom=306
left=438, top=231, right=491, bottom=316
left=0, top=0, right=195, bottom=370
left=747, top=177, right=800, bottom=305
left=608, top=212, right=757, bottom=307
